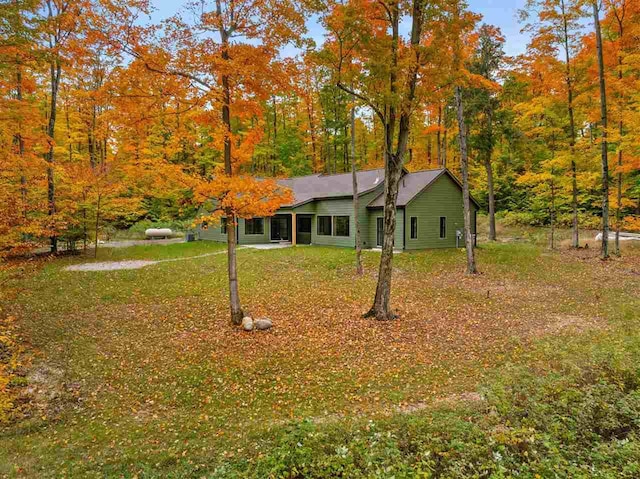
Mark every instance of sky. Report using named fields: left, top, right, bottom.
left=150, top=0, right=531, bottom=57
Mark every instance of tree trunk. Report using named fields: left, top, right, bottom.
left=442, top=127, right=447, bottom=168
left=485, top=154, right=496, bottom=241
left=272, top=96, right=277, bottom=172
left=561, top=0, right=579, bottom=248
left=83, top=192, right=88, bottom=252
left=365, top=0, right=423, bottom=320
left=227, top=212, right=243, bottom=324
left=484, top=107, right=496, bottom=241
left=218, top=10, right=244, bottom=325
left=615, top=119, right=622, bottom=256
left=365, top=3, right=401, bottom=321
left=350, top=106, right=363, bottom=275
left=549, top=174, right=556, bottom=250
left=94, top=194, right=101, bottom=258
left=455, top=86, right=477, bottom=274
left=436, top=103, right=442, bottom=166
left=593, top=1, right=609, bottom=260
left=366, top=153, right=402, bottom=320
left=614, top=14, right=624, bottom=256
left=46, top=59, right=61, bottom=253
left=307, top=98, right=319, bottom=172
left=14, top=63, right=28, bottom=221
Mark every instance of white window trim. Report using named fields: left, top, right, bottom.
left=410, top=216, right=418, bottom=240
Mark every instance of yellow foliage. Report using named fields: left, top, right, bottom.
left=0, top=315, right=22, bottom=424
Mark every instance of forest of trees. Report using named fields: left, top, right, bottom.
left=1, top=0, right=639, bottom=260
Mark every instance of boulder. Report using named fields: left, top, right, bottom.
left=254, top=318, right=273, bottom=330
left=241, top=316, right=254, bottom=331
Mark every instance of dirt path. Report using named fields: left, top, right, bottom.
left=64, top=249, right=232, bottom=272
left=62, top=244, right=294, bottom=272
left=98, top=238, right=185, bottom=248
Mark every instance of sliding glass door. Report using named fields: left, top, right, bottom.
left=271, top=215, right=290, bottom=241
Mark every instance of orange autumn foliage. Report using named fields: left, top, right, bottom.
left=195, top=172, right=293, bottom=226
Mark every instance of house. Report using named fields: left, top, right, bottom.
left=198, top=168, right=480, bottom=250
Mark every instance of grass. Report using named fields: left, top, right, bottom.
left=1, top=231, right=639, bottom=477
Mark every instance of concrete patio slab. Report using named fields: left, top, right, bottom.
left=242, top=243, right=293, bottom=250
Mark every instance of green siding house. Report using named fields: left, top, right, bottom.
left=198, top=168, right=480, bottom=250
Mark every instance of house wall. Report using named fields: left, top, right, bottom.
left=197, top=214, right=227, bottom=242
left=404, top=174, right=477, bottom=249
left=308, top=187, right=383, bottom=248
left=365, top=208, right=405, bottom=250
left=197, top=218, right=270, bottom=244
left=292, top=203, right=317, bottom=215
left=196, top=174, right=475, bottom=250
left=310, top=198, right=356, bottom=248
left=357, top=189, right=381, bottom=249
left=238, top=218, right=270, bottom=244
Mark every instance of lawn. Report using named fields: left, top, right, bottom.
left=1, top=235, right=639, bottom=477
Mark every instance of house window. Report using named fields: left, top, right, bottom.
left=245, top=218, right=264, bottom=235
left=334, top=216, right=350, bottom=237
left=439, top=217, right=446, bottom=239
left=317, top=216, right=332, bottom=236
left=410, top=217, right=418, bottom=239
left=221, top=217, right=227, bottom=234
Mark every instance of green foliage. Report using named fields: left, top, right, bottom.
left=0, top=315, right=23, bottom=425
left=219, top=351, right=640, bottom=478
left=3, top=239, right=639, bottom=476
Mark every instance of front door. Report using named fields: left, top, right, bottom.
left=297, top=215, right=312, bottom=244
left=271, top=215, right=290, bottom=241
left=376, top=217, right=384, bottom=247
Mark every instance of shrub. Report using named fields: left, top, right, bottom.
left=0, top=315, right=23, bottom=425
left=109, top=219, right=196, bottom=239
left=214, top=353, right=640, bottom=478
left=500, top=210, right=544, bottom=227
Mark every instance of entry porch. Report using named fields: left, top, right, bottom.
left=269, top=213, right=312, bottom=246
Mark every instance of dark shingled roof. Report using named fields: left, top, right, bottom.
left=277, top=168, right=385, bottom=207
left=274, top=167, right=477, bottom=209
left=367, top=169, right=447, bottom=208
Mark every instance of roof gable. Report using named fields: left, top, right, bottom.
left=367, top=169, right=481, bottom=209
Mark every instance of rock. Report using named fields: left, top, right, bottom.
left=241, top=316, right=254, bottom=331
left=254, top=318, right=273, bottom=330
